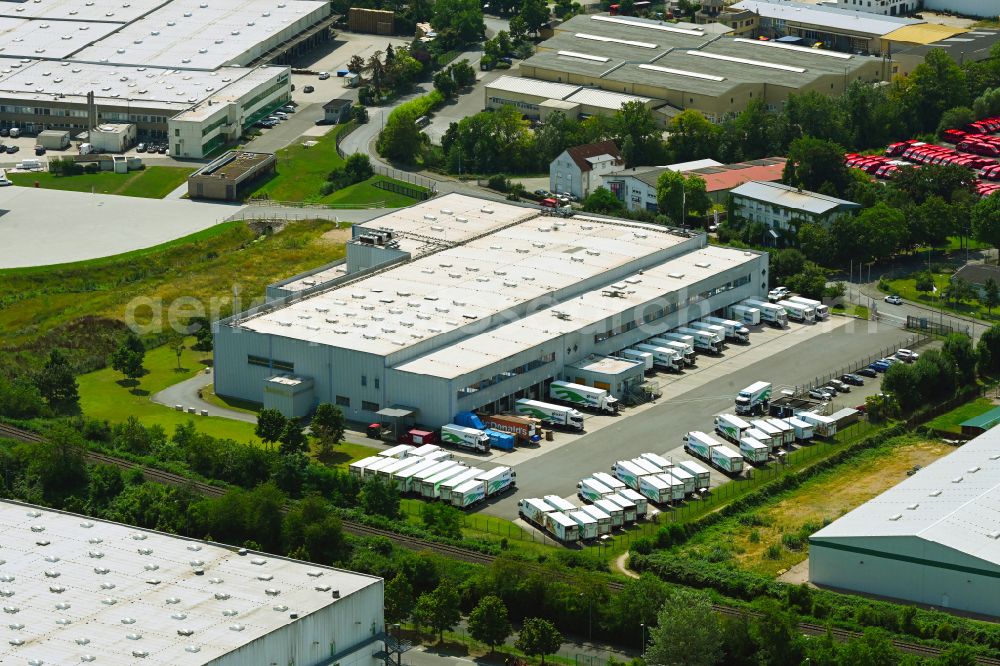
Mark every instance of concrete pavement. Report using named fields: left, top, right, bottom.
left=847, top=281, right=987, bottom=339
left=242, top=102, right=326, bottom=154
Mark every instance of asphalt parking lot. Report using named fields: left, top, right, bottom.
left=460, top=315, right=917, bottom=520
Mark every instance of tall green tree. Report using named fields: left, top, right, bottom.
left=377, top=106, right=424, bottom=163
left=582, top=186, right=624, bottom=214
left=432, top=0, right=484, bottom=45
left=750, top=599, right=803, bottom=666
left=984, top=277, right=1000, bottom=314
left=934, top=643, right=980, bottom=666
left=971, top=193, right=1000, bottom=252
left=256, top=408, right=287, bottom=446
left=278, top=420, right=308, bottom=456
left=612, top=101, right=662, bottom=167
left=359, top=476, right=400, bottom=518
left=783, top=136, right=849, bottom=196
left=644, top=588, right=721, bottom=666
left=656, top=171, right=710, bottom=223
left=310, top=403, right=345, bottom=457
left=905, top=49, right=969, bottom=133
left=782, top=90, right=849, bottom=146
left=604, top=574, right=671, bottom=637
left=937, top=106, right=975, bottom=137
left=413, top=583, right=462, bottom=642
left=667, top=110, right=719, bottom=162
left=31, top=423, right=89, bottom=501
left=110, top=331, right=146, bottom=384
left=515, top=618, right=562, bottom=665
left=34, top=348, right=79, bottom=412
left=467, top=595, right=512, bottom=652
left=942, top=333, right=977, bottom=384
left=977, top=324, right=1000, bottom=375
left=384, top=572, right=415, bottom=624
left=518, top=0, right=549, bottom=35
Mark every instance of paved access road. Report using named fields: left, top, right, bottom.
left=480, top=319, right=914, bottom=520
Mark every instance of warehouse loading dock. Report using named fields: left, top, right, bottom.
left=564, top=355, right=649, bottom=404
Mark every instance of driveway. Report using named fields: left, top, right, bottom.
left=242, top=103, right=326, bottom=154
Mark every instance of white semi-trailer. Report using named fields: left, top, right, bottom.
left=618, top=348, right=655, bottom=372
left=675, top=327, right=721, bottom=354
left=735, top=381, right=772, bottom=416
left=544, top=494, right=576, bottom=513
left=751, top=419, right=785, bottom=451
left=607, top=493, right=638, bottom=523
left=412, top=460, right=461, bottom=490
left=739, top=436, right=770, bottom=464
left=349, top=456, right=383, bottom=479
left=477, top=467, right=516, bottom=496
left=567, top=509, right=598, bottom=540
left=612, top=460, right=652, bottom=490
left=715, top=414, right=753, bottom=444
left=640, top=452, right=673, bottom=470
left=438, top=467, right=485, bottom=502
left=666, top=466, right=695, bottom=494
left=577, top=477, right=614, bottom=503
left=441, top=424, right=491, bottom=453
left=363, top=456, right=400, bottom=478
left=594, top=498, right=625, bottom=527
left=549, top=380, right=619, bottom=413
left=579, top=504, right=612, bottom=535
left=702, top=316, right=750, bottom=343
left=765, top=418, right=796, bottom=446
left=783, top=416, right=815, bottom=441
left=653, top=334, right=698, bottom=365
left=687, top=321, right=727, bottom=347
left=678, top=459, right=712, bottom=489
left=420, top=464, right=470, bottom=498
left=727, top=304, right=761, bottom=326
left=637, top=474, right=672, bottom=504
left=410, top=444, right=442, bottom=458
left=741, top=299, right=788, bottom=328
left=655, top=473, right=686, bottom=501
left=377, top=456, right=427, bottom=482
left=630, top=457, right=663, bottom=476
left=684, top=430, right=722, bottom=460
left=787, top=296, right=829, bottom=320
left=711, top=445, right=745, bottom=474
left=592, top=472, right=628, bottom=493
left=776, top=299, right=815, bottom=323
left=799, top=411, right=838, bottom=438
left=545, top=511, right=581, bottom=543
left=518, top=498, right=554, bottom=525
left=642, top=340, right=691, bottom=369
left=745, top=427, right=778, bottom=452
left=393, top=459, right=441, bottom=493
left=632, top=344, right=684, bottom=372
left=379, top=444, right=415, bottom=459
left=515, top=399, right=585, bottom=430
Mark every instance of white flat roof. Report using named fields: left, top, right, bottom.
left=72, top=0, right=328, bottom=70
left=732, top=0, right=920, bottom=36
left=564, top=88, right=651, bottom=110
left=486, top=75, right=581, bottom=100
left=0, top=18, right=119, bottom=59
left=237, top=207, right=688, bottom=357
left=0, top=0, right=165, bottom=23
left=0, top=500, right=380, bottom=665
left=568, top=355, right=643, bottom=375
left=394, top=244, right=759, bottom=379
left=812, top=427, right=1000, bottom=566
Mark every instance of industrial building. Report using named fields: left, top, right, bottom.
left=188, top=151, right=277, bottom=201
left=810, top=427, right=1000, bottom=617
left=0, top=0, right=334, bottom=154
left=214, top=194, right=768, bottom=426
left=830, top=0, right=1000, bottom=18
left=0, top=498, right=385, bottom=665
left=510, top=13, right=888, bottom=123
left=729, top=181, right=861, bottom=231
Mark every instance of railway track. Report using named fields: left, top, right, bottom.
left=2, top=422, right=997, bottom=664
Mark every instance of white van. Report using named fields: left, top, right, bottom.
left=8, top=127, right=20, bottom=138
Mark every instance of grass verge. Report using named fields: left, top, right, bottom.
left=9, top=166, right=193, bottom=198
left=880, top=270, right=998, bottom=322
left=924, top=397, right=995, bottom=433
left=201, top=383, right=261, bottom=415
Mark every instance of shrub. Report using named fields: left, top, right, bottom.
left=781, top=533, right=804, bottom=551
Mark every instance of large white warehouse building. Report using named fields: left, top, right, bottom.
left=0, top=499, right=385, bottom=666
left=810, top=428, right=1000, bottom=617
left=215, top=194, right=768, bottom=427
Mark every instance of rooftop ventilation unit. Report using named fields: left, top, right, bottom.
left=888, top=514, right=902, bottom=521
left=929, top=489, right=942, bottom=497
left=695, top=262, right=711, bottom=268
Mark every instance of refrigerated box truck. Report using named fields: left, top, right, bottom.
left=727, top=304, right=761, bottom=326
left=607, top=493, right=638, bottom=522
left=612, top=460, right=651, bottom=489
left=451, top=479, right=488, bottom=508
left=591, top=472, right=627, bottom=493
left=684, top=430, right=722, bottom=460
left=735, top=381, right=771, bottom=416
left=544, top=495, right=576, bottom=513
left=379, top=444, right=414, bottom=459
left=656, top=473, right=685, bottom=501
left=619, top=488, right=648, bottom=518
left=579, top=504, right=612, bottom=535
left=632, top=344, right=683, bottom=372
left=711, top=445, right=745, bottom=474
left=686, top=321, right=727, bottom=347
left=594, top=498, right=625, bottom=527
left=652, top=334, right=697, bottom=365
left=577, top=477, right=614, bottom=503
left=481, top=414, right=541, bottom=444
left=702, top=316, right=750, bottom=343
left=545, top=511, right=581, bottom=542
left=420, top=464, right=469, bottom=498
left=783, top=416, right=815, bottom=441
left=441, top=424, right=490, bottom=452
left=477, top=466, right=516, bottom=496
left=666, top=466, right=695, bottom=494
left=787, top=296, right=829, bottom=320
left=637, top=473, right=672, bottom=504
left=739, top=436, right=770, bottom=464
left=640, top=452, right=673, bottom=470
left=618, top=348, right=655, bottom=372
left=715, top=414, right=753, bottom=444
left=519, top=498, right=554, bottom=525
left=646, top=338, right=695, bottom=368
left=764, top=418, right=796, bottom=446
left=776, top=299, right=815, bottom=323
left=675, top=327, right=721, bottom=354
left=567, top=510, right=598, bottom=540
left=751, top=420, right=784, bottom=451
left=515, top=399, right=585, bottom=430
left=741, top=299, right=788, bottom=327
left=438, top=467, right=484, bottom=502
left=678, top=459, right=712, bottom=489
left=799, top=411, right=837, bottom=438
left=549, top=380, right=619, bottom=413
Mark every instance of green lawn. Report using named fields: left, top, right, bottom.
left=880, top=272, right=999, bottom=322
left=249, top=125, right=427, bottom=206
left=925, top=397, right=996, bottom=433
left=202, top=384, right=260, bottom=415
left=9, top=166, right=193, bottom=198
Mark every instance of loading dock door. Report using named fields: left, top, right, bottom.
left=594, top=381, right=611, bottom=392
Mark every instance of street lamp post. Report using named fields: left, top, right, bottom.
left=640, top=623, right=646, bottom=654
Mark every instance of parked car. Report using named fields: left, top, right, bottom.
left=34, top=145, right=45, bottom=155
left=829, top=379, right=850, bottom=393
left=768, top=287, right=789, bottom=301
left=895, top=348, right=919, bottom=362
left=869, top=360, right=891, bottom=373
left=0, top=128, right=8, bottom=137
left=534, top=189, right=549, bottom=197
left=856, top=368, right=878, bottom=379
left=809, top=388, right=833, bottom=400
left=318, top=71, right=330, bottom=80
left=136, top=143, right=146, bottom=152
left=280, top=105, right=296, bottom=113
left=882, top=356, right=901, bottom=365
left=273, top=111, right=288, bottom=120
left=840, top=374, right=865, bottom=386
left=303, top=85, right=314, bottom=93
left=821, top=384, right=840, bottom=395
left=157, top=145, right=167, bottom=154
left=884, top=294, right=902, bottom=305
left=6, top=145, right=18, bottom=154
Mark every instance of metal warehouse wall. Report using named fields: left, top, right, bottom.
left=209, top=578, right=384, bottom=666
left=809, top=537, right=1000, bottom=617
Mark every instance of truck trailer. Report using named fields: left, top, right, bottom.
left=411, top=460, right=460, bottom=490
left=727, top=304, right=761, bottom=326
left=666, top=466, right=695, bottom=494
left=630, top=457, right=663, bottom=476
left=741, top=299, right=788, bottom=328
left=515, top=399, right=585, bottom=430
left=619, top=488, right=649, bottom=518
left=799, top=411, right=837, bottom=438
left=37, top=130, right=71, bottom=150
left=711, top=445, right=745, bottom=474
left=735, top=381, right=771, bottom=416
left=550, top=380, right=619, bottom=413
left=544, top=494, right=576, bottom=513
left=655, top=473, right=686, bottom=501
left=577, top=477, right=614, bottom=503
left=674, top=327, right=721, bottom=354
left=519, top=498, right=554, bottom=525
left=567, top=510, right=598, bottom=540
left=744, top=427, right=777, bottom=452
left=420, top=464, right=469, bottom=498
left=477, top=466, right=516, bottom=496
left=379, top=444, right=415, bottom=459
left=377, top=456, right=425, bottom=481
left=751, top=419, right=785, bottom=451
left=632, top=344, right=684, bottom=372
left=579, top=504, right=612, bottom=535
left=410, top=443, right=442, bottom=458
left=480, top=413, right=541, bottom=444
left=776, top=299, right=815, bottom=323
left=451, top=478, right=488, bottom=508
left=607, top=493, right=638, bottom=522
left=739, top=436, right=770, bottom=464
left=702, top=316, right=750, bottom=343
left=684, top=431, right=722, bottom=460
left=637, top=473, right=672, bottom=504
left=612, top=460, right=652, bottom=489
left=652, top=334, right=697, bottom=365
left=438, top=467, right=484, bottom=502
left=545, top=511, right=581, bottom=542
left=686, top=321, right=727, bottom=348
left=594, top=498, right=625, bottom=527
left=362, top=456, right=400, bottom=478
left=765, top=418, right=796, bottom=446
left=591, top=472, right=628, bottom=493
left=715, top=414, right=753, bottom=444
left=618, top=348, right=655, bottom=372
left=782, top=416, right=815, bottom=441
left=348, top=456, right=383, bottom=479
left=392, top=458, right=441, bottom=493
left=640, top=452, right=673, bottom=470
left=677, top=459, right=712, bottom=489
left=400, top=429, right=437, bottom=446
left=787, top=296, right=829, bottom=320
left=441, top=424, right=491, bottom=453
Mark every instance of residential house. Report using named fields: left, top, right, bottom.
left=549, top=140, right=623, bottom=199
left=729, top=180, right=860, bottom=233
left=602, top=159, right=722, bottom=213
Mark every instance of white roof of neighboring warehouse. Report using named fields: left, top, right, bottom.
left=486, top=75, right=581, bottom=100
left=0, top=500, right=380, bottom=665
left=394, top=243, right=759, bottom=379
left=564, top=88, right=651, bottom=110
left=0, top=18, right=119, bottom=59
left=732, top=0, right=921, bottom=36
left=72, top=0, right=328, bottom=70
left=238, top=205, right=689, bottom=357
left=812, top=427, right=1000, bottom=566
left=0, top=0, right=164, bottom=23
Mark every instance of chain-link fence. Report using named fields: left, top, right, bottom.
left=796, top=333, right=931, bottom=394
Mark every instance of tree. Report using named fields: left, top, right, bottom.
left=656, top=170, right=686, bottom=223
left=750, top=599, right=803, bottom=666
left=170, top=336, right=186, bottom=371
left=934, top=644, right=979, bottom=666
left=684, top=175, right=711, bottom=218
left=432, top=0, right=484, bottom=45
left=797, top=223, right=835, bottom=266
left=786, top=261, right=828, bottom=299
left=882, top=361, right=922, bottom=412
left=834, top=202, right=906, bottom=264
left=31, top=423, right=89, bottom=501
left=310, top=403, right=345, bottom=457
left=905, top=49, right=968, bottom=133
left=384, top=573, right=415, bottom=624
left=508, top=14, right=528, bottom=42
left=836, top=628, right=902, bottom=666
left=978, top=324, right=1000, bottom=375
left=377, top=105, right=424, bottom=163
left=256, top=409, right=287, bottom=447
left=984, top=277, right=1000, bottom=314
left=110, top=331, right=146, bottom=384
left=468, top=595, right=512, bottom=652
left=667, top=110, right=719, bottom=162
left=783, top=136, right=849, bottom=196
left=413, top=583, right=461, bottom=642
left=942, top=333, right=977, bottom=384
left=421, top=502, right=463, bottom=539
left=582, top=186, right=624, bottom=214
left=914, top=271, right=935, bottom=296
left=971, top=193, right=1000, bottom=251
left=519, top=0, right=549, bottom=35
left=359, top=476, right=400, bottom=518
left=782, top=90, right=849, bottom=146
left=433, top=69, right=459, bottom=98
left=612, top=101, right=662, bottom=167
left=644, top=588, right=720, bottom=666
left=937, top=106, right=975, bottom=137
left=344, top=153, right=374, bottom=183
left=944, top=276, right=975, bottom=306
left=770, top=248, right=806, bottom=286
left=347, top=54, right=366, bottom=77
left=278, top=421, right=309, bottom=456
left=515, top=618, right=562, bottom=665
left=604, top=574, right=671, bottom=637
left=34, top=348, right=79, bottom=413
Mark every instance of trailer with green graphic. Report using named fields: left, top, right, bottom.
left=549, top=380, right=618, bottom=414
left=577, top=477, right=614, bottom=503
left=683, top=430, right=722, bottom=461
left=478, top=466, right=516, bottom=496
left=714, top=413, right=753, bottom=444
left=515, top=398, right=584, bottom=430
left=451, top=478, right=488, bottom=508
left=440, top=424, right=491, bottom=453
left=735, top=381, right=771, bottom=416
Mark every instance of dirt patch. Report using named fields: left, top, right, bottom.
left=615, top=552, right=640, bottom=579
left=318, top=226, right=351, bottom=246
